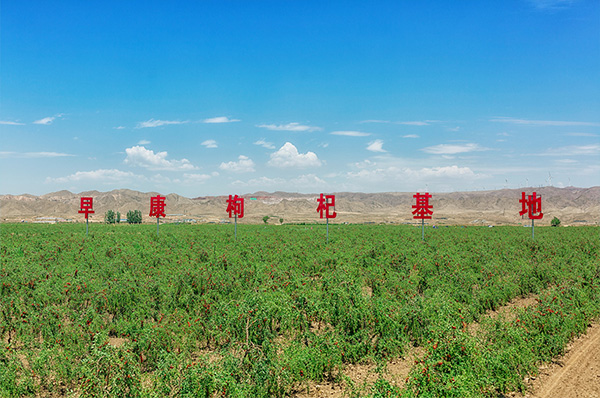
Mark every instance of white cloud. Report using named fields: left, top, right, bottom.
left=360, top=120, right=390, bottom=124
left=543, top=144, right=600, bottom=156
left=203, top=116, right=240, bottom=123
left=183, top=173, right=213, bottom=183
left=254, top=139, right=275, bottom=149
left=421, top=143, right=489, bottom=155
left=0, top=120, right=25, bottom=125
left=330, top=131, right=371, bottom=137
left=528, top=0, right=576, bottom=9
left=114, top=126, right=126, bottom=130
left=268, top=142, right=322, bottom=168
left=257, top=122, right=322, bottom=132
left=447, top=126, right=460, bottom=132
left=137, top=139, right=151, bottom=145
left=403, top=134, right=419, bottom=138
left=124, top=145, right=196, bottom=170
left=233, top=176, right=285, bottom=187
left=396, top=121, right=430, bottom=126
left=33, top=116, right=56, bottom=125
left=347, top=165, right=484, bottom=182
left=291, top=174, right=327, bottom=186
left=219, top=155, right=256, bottom=173
left=202, top=140, right=218, bottom=148
left=490, top=117, right=600, bottom=127
left=136, top=119, right=188, bottom=128
left=566, top=132, right=598, bottom=137
left=366, top=140, right=386, bottom=153
left=0, top=151, right=74, bottom=158
left=46, top=169, right=138, bottom=183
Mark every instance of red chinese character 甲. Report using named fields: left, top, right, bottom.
left=412, top=192, right=433, bottom=220
left=78, top=197, right=95, bottom=219
left=317, top=193, right=337, bottom=219
left=226, top=195, right=244, bottom=218
left=149, top=195, right=166, bottom=218
left=519, top=192, right=543, bottom=220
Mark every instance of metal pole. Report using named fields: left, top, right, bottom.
left=86, top=218, right=89, bottom=236
left=421, top=218, right=424, bottom=240
left=157, top=217, right=159, bottom=236
left=532, top=218, right=534, bottom=240
left=326, top=217, right=329, bottom=243
left=235, top=214, right=238, bottom=240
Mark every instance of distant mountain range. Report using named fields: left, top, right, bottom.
left=1, top=187, right=598, bottom=226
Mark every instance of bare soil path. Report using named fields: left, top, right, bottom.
left=512, top=323, right=600, bottom=398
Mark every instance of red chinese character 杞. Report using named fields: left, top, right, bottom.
left=316, top=194, right=337, bottom=219
left=149, top=195, right=166, bottom=218
left=412, top=192, right=433, bottom=220
left=519, top=192, right=543, bottom=220
left=226, top=195, right=244, bottom=218
left=78, top=197, right=95, bottom=219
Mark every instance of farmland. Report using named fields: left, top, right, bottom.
left=1, top=224, right=599, bottom=397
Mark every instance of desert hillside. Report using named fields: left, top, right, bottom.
left=1, top=187, right=598, bottom=226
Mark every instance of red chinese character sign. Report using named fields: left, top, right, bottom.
left=78, top=197, right=95, bottom=235
left=317, top=194, right=336, bottom=242
left=149, top=195, right=166, bottom=235
left=413, top=192, right=433, bottom=240
left=226, top=195, right=244, bottom=239
left=519, top=191, right=543, bottom=239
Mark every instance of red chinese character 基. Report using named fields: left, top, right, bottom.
left=412, top=192, right=433, bottom=220
left=149, top=195, right=166, bottom=218
left=519, top=192, right=543, bottom=220
left=78, top=197, right=95, bottom=219
left=226, top=195, right=244, bottom=218
left=317, top=194, right=337, bottom=219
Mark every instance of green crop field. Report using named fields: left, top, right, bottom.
left=1, top=224, right=598, bottom=397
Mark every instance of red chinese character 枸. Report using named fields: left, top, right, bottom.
left=226, top=195, right=244, bottom=218
left=412, top=192, right=433, bottom=220
left=78, top=197, right=95, bottom=219
left=149, top=195, right=166, bottom=218
left=317, top=194, right=337, bottom=219
left=519, top=192, right=543, bottom=220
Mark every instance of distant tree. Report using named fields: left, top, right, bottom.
left=104, top=210, right=116, bottom=224
left=127, top=210, right=142, bottom=224
left=551, top=217, right=561, bottom=227
left=116, top=212, right=121, bottom=223
left=279, top=218, right=284, bottom=224
left=263, top=215, right=270, bottom=224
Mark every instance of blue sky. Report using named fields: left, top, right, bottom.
left=1, top=0, right=598, bottom=196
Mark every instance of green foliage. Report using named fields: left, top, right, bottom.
left=0, top=224, right=598, bottom=397
left=104, top=210, right=116, bottom=224
left=263, top=215, right=270, bottom=224
left=551, top=217, right=561, bottom=227
left=116, top=211, right=121, bottom=223
left=126, top=210, right=142, bottom=224
left=279, top=218, right=284, bottom=224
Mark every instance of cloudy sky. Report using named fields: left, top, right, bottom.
left=1, top=0, right=598, bottom=196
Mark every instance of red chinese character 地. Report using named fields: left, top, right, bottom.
left=78, top=197, right=95, bottom=219
left=226, top=195, right=244, bottom=218
left=519, top=191, right=543, bottom=220
left=316, top=194, right=337, bottom=219
left=412, top=192, right=433, bottom=220
left=149, top=195, right=166, bottom=218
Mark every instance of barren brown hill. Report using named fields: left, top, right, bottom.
left=1, top=187, right=598, bottom=226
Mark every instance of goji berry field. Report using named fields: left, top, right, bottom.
left=1, top=224, right=598, bottom=397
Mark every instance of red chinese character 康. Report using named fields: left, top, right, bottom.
left=149, top=195, right=166, bottom=218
